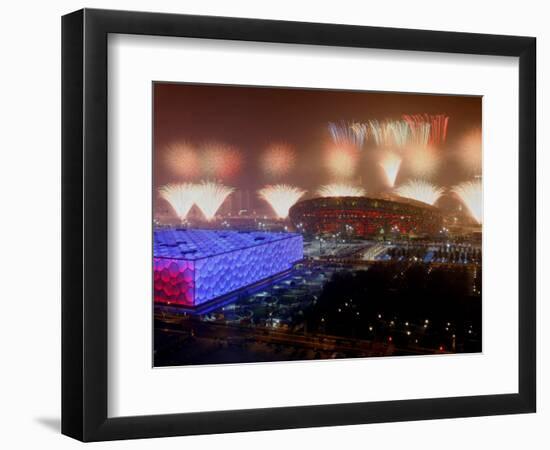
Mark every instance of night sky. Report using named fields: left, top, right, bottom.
left=153, top=82, right=481, bottom=201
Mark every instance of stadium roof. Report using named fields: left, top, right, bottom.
left=294, top=194, right=440, bottom=211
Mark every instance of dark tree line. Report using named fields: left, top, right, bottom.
left=303, top=263, right=482, bottom=353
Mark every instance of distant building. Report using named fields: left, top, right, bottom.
left=153, top=229, right=303, bottom=309
left=289, top=194, right=443, bottom=238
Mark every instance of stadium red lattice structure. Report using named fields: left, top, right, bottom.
left=288, top=194, right=443, bottom=238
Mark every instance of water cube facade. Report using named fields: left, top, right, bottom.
left=153, top=229, right=303, bottom=307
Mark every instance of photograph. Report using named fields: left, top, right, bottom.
left=0, top=0, right=541, bottom=446
left=152, top=83, right=483, bottom=367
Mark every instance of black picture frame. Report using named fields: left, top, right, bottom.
left=62, top=8, right=536, bottom=442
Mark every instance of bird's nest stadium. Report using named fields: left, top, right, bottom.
left=288, top=194, right=443, bottom=238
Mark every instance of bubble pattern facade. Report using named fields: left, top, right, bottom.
left=153, top=229, right=303, bottom=307
left=153, top=258, right=195, bottom=306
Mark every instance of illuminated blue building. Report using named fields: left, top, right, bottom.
left=153, top=229, right=303, bottom=308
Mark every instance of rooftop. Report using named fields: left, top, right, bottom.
left=154, top=228, right=302, bottom=260
left=293, top=194, right=440, bottom=211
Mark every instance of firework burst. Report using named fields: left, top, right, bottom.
left=317, top=183, right=366, bottom=198
left=369, top=120, right=392, bottom=147
left=388, top=120, right=410, bottom=148
left=402, top=114, right=431, bottom=147
left=458, top=128, right=482, bottom=174
left=402, top=114, right=449, bottom=147
left=261, top=143, right=296, bottom=177
left=163, top=142, right=200, bottom=178
left=406, top=145, right=440, bottom=178
left=395, top=179, right=444, bottom=206
left=158, top=183, right=199, bottom=221
left=258, top=184, right=306, bottom=219
left=452, top=180, right=482, bottom=224
left=324, top=145, right=359, bottom=178
left=193, top=181, right=235, bottom=221
left=428, top=114, right=450, bottom=146
left=350, top=122, right=369, bottom=148
left=379, top=152, right=402, bottom=187
left=369, top=120, right=409, bottom=148
left=201, top=142, right=242, bottom=180
left=328, top=121, right=368, bottom=148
